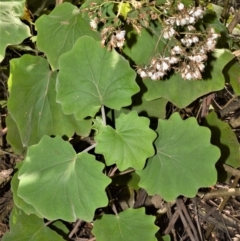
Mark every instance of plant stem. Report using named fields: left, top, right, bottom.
left=101, top=105, right=106, bottom=125
left=82, top=143, right=97, bottom=153
left=107, top=187, right=119, bottom=216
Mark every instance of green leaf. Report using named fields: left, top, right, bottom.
left=2, top=206, right=65, bottom=241
left=203, top=111, right=240, bottom=168
left=132, top=96, right=167, bottom=119
left=35, top=2, right=100, bottom=70
left=111, top=172, right=140, bottom=190
left=118, top=2, right=132, bottom=19
left=57, top=36, right=139, bottom=120
left=160, top=235, right=171, bottom=241
left=144, top=49, right=234, bottom=108
left=11, top=162, right=43, bottom=218
left=7, top=55, right=91, bottom=147
left=6, top=114, right=25, bottom=155
left=123, top=26, right=167, bottom=66
left=92, top=208, right=158, bottom=241
left=95, top=111, right=157, bottom=171
left=137, top=113, right=220, bottom=201
left=0, top=0, right=31, bottom=62
left=207, top=3, right=223, bottom=19
left=18, top=136, right=111, bottom=222
left=223, top=59, right=240, bottom=95
left=49, top=220, right=69, bottom=240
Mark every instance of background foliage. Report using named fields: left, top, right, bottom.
left=0, top=0, right=239, bottom=240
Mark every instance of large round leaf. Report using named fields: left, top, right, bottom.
left=0, top=0, right=31, bottom=62
left=18, top=136, right=111, bottom=222
left=92, top=208, right=158, bottom=241
left=137, top=113, right=220, bottom=201
left=7, top=55, right=91, bottom=147
left=57, top=36, right=139, bottom=120
left=94, top=111, right=157, bottom=171
left=35, top=2, right=100, bottom=70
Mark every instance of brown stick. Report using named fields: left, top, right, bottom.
left=0, top=127, right=7, bottom=137
left=228, top=9, right=240, bottom=34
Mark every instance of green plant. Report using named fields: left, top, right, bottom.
left=1, top=0, right=240, bottom=240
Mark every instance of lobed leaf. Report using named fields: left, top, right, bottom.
left=2, top=206, right=65, bottom=241
left=18, top=136, right=111, bottom=222
left=137, top=113, right=220, bottom=201
left=35, top=2, right=100, bottom=70
left=7, top=55, right=91, bottom=147
left=0, top=0, right=31, bottom=62
left=92, top=208, right=158, bottom=241
left=57, top=36, right=139, bottom=120
left=95, top=111, right=156, bottom=171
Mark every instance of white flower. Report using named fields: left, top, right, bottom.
left=182, top=38, right=192, bottom=47
left=116, top=30, right=126, bottom=41
left=187, top=25, right=196, bottom=31
left=161, top=61, right=170, bottom=71
left=211, top=33, right=219, bottom=40
left=189, top=16, right=195, bottom=24
left=189, top=54, right=207, bottom=62
left=151, top=73, right=159, bottom=81
left=197, top=62, right=205, bottom=71
left=181, top=38, right=186, bottom=45
left=199, top=47, right=205, bottom=54
left=180, top=17, right=187, bottom=26
left=156, top=62, right=161, bottom=70
left=171, top=46, right=182, bottom=55
left=163, top=27, right=175, bottom=39
left=188, top=8, right=194, bottom=15
left=140, top=71, right=147, bottom=78
left=206, top=39, right=216, bottom=51
left=177, top=3, right=184, bottom=11
left=166, top=17, right=176, bottom=25
left=192, top=36, right=199, bottom=43
left=157, top=71, right=165, bottom=78
left=151, top=58, right=157, bottom=65
left=185, top=72, right=192, bottom=80
left=147, top=71, right=153, bottom=78
left=193, top=69, right=201, bottom=79
left=117, top=40, right=124, bottom=48
left=90, top=19, right=97, bottom=29
left=193, top=7, right=203, bottom=18
left=209, top=28, right=215, bottom=34
left=169, top=56, right=179, bottom=64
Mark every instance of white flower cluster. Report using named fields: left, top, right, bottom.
left=100, top=28, right=126, bottom=50
left=163, top=3, right=204, bottom=40
left=137, top=1, right=220, bottom=81
left=110, top=30, right=126, bottom=48
left=137, top=55, right=180, bottom=81
left=138, top=25, right=219, bottom=81
left=180, top=58, right=205, bottom=80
